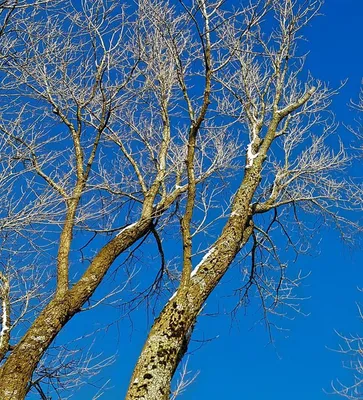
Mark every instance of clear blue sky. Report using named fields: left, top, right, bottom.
left=59, top=1, right=363, bottom=399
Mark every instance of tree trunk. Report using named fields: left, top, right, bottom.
left=127, top=118, right=288, bottom=399
left=0, top=219, right=152, bottom=399
left=126, top=295, right=196, bottom=400
left=126, top=203, right=256, bottom=398
left=0, top=298, right=72, bottom=399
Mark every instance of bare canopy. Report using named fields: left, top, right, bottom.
left=0, top=0, right=360, bottom=399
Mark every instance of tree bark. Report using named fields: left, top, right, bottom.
left=126, top=168, right=260, bottom=400
left=0, top=218, right=152, bottom=399
left=126, top=222, right=255, bottom=400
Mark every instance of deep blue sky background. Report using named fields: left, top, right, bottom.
left=62, top=1, right=363, bottom=399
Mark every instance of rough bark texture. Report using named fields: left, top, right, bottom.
left=0, top=219, right=152, bottom=399
left=125, top=115, right=291, bottom=399
left=126, top=297, right=195, bottom=400
left=125, top=167, right=260, bottom=400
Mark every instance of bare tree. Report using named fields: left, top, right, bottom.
left=0, top=0, right=358, bottom=399
left=0, top=0, right=250, bottom=397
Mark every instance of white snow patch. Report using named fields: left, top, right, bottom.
left=168, top=291, right=177, bottom=302
left=246, top=125, right=260, bottom=168
left=246, top=142, right=259, bottom=168
left=116, top=222, right=137, bottom=236
left=0, top=299, right=9, bottom=350
left=1, top=299, right=8, bottom=333
left=191, top=247, right=216, bottom=277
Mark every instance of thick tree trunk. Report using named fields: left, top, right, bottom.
left=126, top=118, right=294, bottom=399
left=126, top=174, right=259, bottom=399
left=0, top=219, right=152, bottom=399
left=0, top=298, right=73, bottom=399
left=126, top=295, right=196, bottom=400
left=125, top=225, right=252, bottom=400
